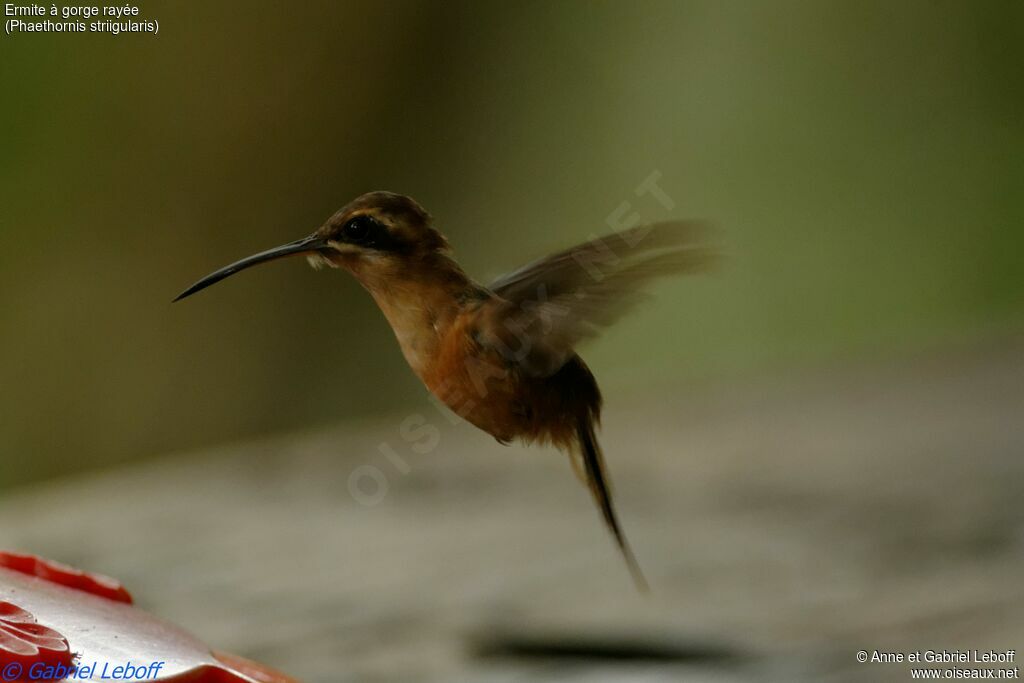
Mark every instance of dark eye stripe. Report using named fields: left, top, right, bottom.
left=342, top=216, right=408, bottom=253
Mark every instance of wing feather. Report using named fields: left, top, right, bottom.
left=480, top=221, right=716, bottom=376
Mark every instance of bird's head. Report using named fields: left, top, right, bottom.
left=174, top=192, right=452, bottom=301
left=308, top=191, right=449, bottom=272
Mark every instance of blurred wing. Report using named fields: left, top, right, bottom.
left=482, top=221, right=716, bottom=376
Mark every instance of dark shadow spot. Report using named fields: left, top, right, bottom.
left=472, top=633, right=742, bottom=664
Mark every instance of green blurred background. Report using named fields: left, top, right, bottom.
left=0, top=0, right=1020, bottom=492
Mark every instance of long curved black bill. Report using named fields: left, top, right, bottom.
left=174, top=235, right=329, bottom=302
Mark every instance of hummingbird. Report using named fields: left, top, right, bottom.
left=175, top=192, right=714, bottom=590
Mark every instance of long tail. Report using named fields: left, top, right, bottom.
left=577, top=417, right=649, bottom=592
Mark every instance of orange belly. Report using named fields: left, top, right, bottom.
left=420, top=315, right=601, bottom=448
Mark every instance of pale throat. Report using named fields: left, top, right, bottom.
left=314, top=248, right=472, bottom=377
left=360, top=266, right=468, bottom=379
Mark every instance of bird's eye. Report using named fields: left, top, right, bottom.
left=344, top=216, right=374, bottom=241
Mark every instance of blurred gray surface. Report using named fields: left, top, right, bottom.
left=2, top=339, right=1022, bottom=682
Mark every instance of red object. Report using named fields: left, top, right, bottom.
left=0, top=553, right=299, bottom=682
left=0, top=552, right=132, bottom=605
left=0, top=601, right=73, bottom=673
